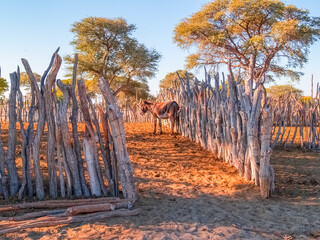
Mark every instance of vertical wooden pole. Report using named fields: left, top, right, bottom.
left=69, top=54, right=90, bottom=197
left=57, top=79, right=83, bottom=197
left=21, top=59, right=45, bottom=200
left=44, top=53, right=61, bottom=198
left=7, top=70, right=19, bottom=196
left=78, top=79, right=103, bottom=197
left=99, top=77, right=136, bottom=200
left=259, top=105, right=274, bottom=198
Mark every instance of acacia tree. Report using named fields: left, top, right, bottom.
left=174, top=0, right=320, bottom=83
left=159, top=70, right=194, bottom=89
left=65, top=17, right=161, bottom=96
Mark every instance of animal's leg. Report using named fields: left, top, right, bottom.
left=153, top=118, right=157, bottom=134
left=159, top=118, right=162, bottom=134
left=170, top=117, right=174, bottom=135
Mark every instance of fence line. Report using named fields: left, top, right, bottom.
left=153, top=62, right=275, bottom=198
left=0, top=52, right=136, bottom=204
left=270, top=94, right=320, bottom=150
left=0, top=99, right=153, bottom=123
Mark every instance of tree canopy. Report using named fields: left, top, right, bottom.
left=159, top=70, right=195, bottom=89
left=174, top=0, right=320, bottom=83
left=117, top=80, right=151, bottom=104
left=266, top=84, right=302, bottom=98
left=20, top=72, right=41, bottom=91
left=64, top=17, right=161, bottom=97
left=0, top=77, right=8, bottom=98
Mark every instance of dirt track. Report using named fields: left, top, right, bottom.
left=2, top=123, right=320, bottom=239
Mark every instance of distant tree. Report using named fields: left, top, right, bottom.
left=301, top=96, right=312, bottom=104
left=266, top=84, right=302, bottom=98
left=56, top=78, right=99, bottom=100
left=0, top=77, right=9, bottom=98
left=117, top=80, right=151, bottom=104
left=159, top=70, right=195, bottom=89
left=20, top=72, right=41, bottom=91
left=174, top=0, right=320, bottom=83
left=65, top=17, right=161, bottom=97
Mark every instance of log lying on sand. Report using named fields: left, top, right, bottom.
left=64, top=200, right=133, bottom=216
left=0, top=197, right=133, bottom=212
left=0, top=199, right=134, bottom=222
left=0, top=209, right=66, bottom=221
left=0, top=208, right=140, bottom=236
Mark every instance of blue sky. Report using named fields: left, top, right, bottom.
left=0, top=0, right=320, bottom=96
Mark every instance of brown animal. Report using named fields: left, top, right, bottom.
left=141, top=100, right=179, bottom=134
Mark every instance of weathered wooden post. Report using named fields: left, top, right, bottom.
left=78, top=79, right=105, bottom=197
left=99, top=77, right=136, bottom=200
left=260, top=105, right=275, bottom=198
left=69, top=54, right=90, bottom=197
left=0, top=124, right=8, bottom=199
left=7, top=69, right=19, bottom=196
left=57, top=79, right=83, bottom=197
left=44, top=53, right=61, bottom=198
left=21, top=58, right=45, bottom=199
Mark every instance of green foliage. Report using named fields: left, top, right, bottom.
left=55, top=79, right=72, bottom=101
left=64, top=17, right=161, bottom=97
left=266, top=84, right=302, bottom=98
left=174, top=0, right=320, bottom=83
left=55, top=78, right=99, bottom=101
left=301, top=96, right=311, bottom=104
left=159, top=70, right=194, bottom=89
left=117, top=80, right=151, bottom=103
left=20, top=72, right=41, bottom=91
left=0, top=77, right=9, bottom=98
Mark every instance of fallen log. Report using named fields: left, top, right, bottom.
left=0, top=197, right=132, bottom=212
left=64, top=200, right=133, bottom=216
left=0, top=199, right=133, bottom=224
left=0, top=208, right=140, bottom=236
left=4, top=209, right=66, bottom=221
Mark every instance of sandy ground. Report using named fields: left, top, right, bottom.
left=1, top=122, right=320, bottom=239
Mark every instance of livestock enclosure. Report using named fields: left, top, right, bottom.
left=1, top=0, right=320, bottom=238
left=0, top=42, right=319, bottom=240
left=0, top=50, right=138, bottom=234
left=0, top=57, right=319, bottom=238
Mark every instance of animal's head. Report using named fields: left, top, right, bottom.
left=140, top=100, right=153, bottom=115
